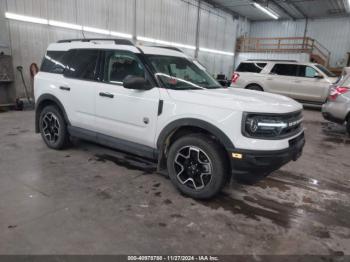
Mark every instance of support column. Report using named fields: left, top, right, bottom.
left=194, top=0, right=201, bottom=58
left=132, top=0, right=137, bottom=44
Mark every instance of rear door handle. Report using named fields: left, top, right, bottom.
left=267, top=78, right=273, bottom=80
left=59, top=86, right=70, bottom=91
left=99, top=92, right=114, bottom=98
left=294, top=80, right=301, bottom=83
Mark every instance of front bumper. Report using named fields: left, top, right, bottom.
left=230, top=132, right=305, bottom=177
left=322, top=101, right=347, bottom=124
left=322, top=112, right=344, bottom=124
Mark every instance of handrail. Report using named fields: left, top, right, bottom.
left=237, top=36, right=330, bottom=66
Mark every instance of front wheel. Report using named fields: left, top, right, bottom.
left=166, top=134, right=229, bottom=199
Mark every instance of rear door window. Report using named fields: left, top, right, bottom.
left=236, top=62, right=267, bottom=73
left=271, top=64, right=298, bottom=76
left=40, top=51, right=68, bottom=74
left=64, top=49, right=99, bottom=81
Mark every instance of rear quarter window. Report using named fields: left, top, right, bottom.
left=40, top=51, right=68, bottom=74
left=236, top=62, right=267, bottom=73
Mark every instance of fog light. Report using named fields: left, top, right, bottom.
left=232, top=153, right=243, bottom=159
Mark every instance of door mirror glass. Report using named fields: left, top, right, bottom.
left=123, top=75, right=151, bottom=90
left=314, top=72, right=324, bottom=79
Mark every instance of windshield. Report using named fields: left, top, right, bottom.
left=146, top=55, right=222, bottom=90
left=315, top=64, right=336, bottom=77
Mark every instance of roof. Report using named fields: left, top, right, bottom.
left=47, top=39, right=188, bottom=57
left=209, top=0, right=350, bottom=21
left=242, top=60, right=316, bottom=66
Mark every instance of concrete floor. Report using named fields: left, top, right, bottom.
left=0, top=109, right=349, bottom=255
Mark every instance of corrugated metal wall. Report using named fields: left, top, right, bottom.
left=249, top=17, right=350, bottom=67
left=0, top=0, right=245, bottom=97
left=197, top=1, right=236, bottom=76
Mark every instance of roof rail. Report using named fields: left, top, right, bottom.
left=150, top=45, right=184, bottom=53
left=57, top=38, right=134, bottom=46
left=246, top=59, right=298, bottom=62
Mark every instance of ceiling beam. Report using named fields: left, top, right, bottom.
left=270, top=0, right=296, bottom=19
left=286, top=0, right=307, bottom=18
left=201, top=0, right=242, bottom=19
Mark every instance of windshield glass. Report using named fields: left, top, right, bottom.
left=315, top=64, right=336, bottom=77
left=146, top=55, right=222, bottom=90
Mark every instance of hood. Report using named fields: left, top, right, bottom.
left=327, top=77, right=339, bottom=84
left=167, top=88, right=302, bottom=114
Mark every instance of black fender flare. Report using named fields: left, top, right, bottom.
left=35, top=94, right=70, bottom=133
left=157, top=118, right=235, bottom=151
left=245, top=83, right=264, bottom=91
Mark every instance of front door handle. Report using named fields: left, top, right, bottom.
left=294, top=80, right=301, bottom=83
left=59, top=86, right=70, bottom=91
left=99, top=92, right=114, bottom=98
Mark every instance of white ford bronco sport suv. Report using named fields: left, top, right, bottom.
left=35, top=39, right=305, bottom=199
left=231, top=60, right=338, bottom=106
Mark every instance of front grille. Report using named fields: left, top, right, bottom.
left=279, top=110, right=303, bottom=138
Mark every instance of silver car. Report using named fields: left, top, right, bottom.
left=322, top=73, right=350, bottom=134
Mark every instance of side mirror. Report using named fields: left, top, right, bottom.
left=314, top=73, right=324, bottom=79
left=123, top=75, right=151, bottom=90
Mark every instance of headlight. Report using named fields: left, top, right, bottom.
left=242, top=112, right=303, bottom=139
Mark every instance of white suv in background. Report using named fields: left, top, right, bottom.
left=231, top=60, right=338, bottom=106
left=34, top=39, right=305, bottom=199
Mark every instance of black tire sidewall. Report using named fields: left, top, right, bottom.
left=39, top=105, right=68, bottom=149
left=167, top=134, right=228, bottom=199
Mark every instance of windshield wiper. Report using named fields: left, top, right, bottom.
left=204, top=85, right=223, bottom=89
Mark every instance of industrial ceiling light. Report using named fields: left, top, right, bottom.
left=253, top=3, right=279, bottom=19
left=49, top=20, right=82, bottom=30
left=5, top=12, right=48, bottom=24
left=110, top=31, right=132, bottom=39
left=199, top=47, right=234, bottom=56
left=82, top=26, right=110, bottom=35
left=5, top=12, right=234, bottom=56
left=137, top=36, right=196, bottom=50
left=5, top=12, right=136, bottom=39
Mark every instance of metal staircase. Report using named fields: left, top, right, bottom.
left=236, top=36, right=331, bottom=67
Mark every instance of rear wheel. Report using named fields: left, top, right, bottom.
left=246, top=84, right=263, bottom=91
left=346, top=115, right=350, bottom=134
left=39, top=105, right=69, bottom=149
left=166, top=134, right=229, bottom=199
